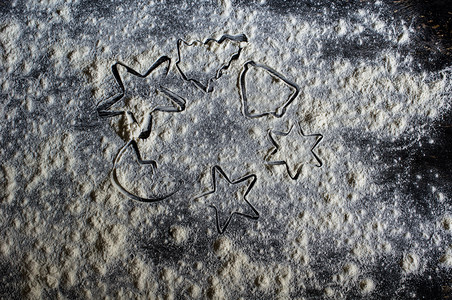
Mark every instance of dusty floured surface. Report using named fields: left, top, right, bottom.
left=0, top=0, right=451, bottom=299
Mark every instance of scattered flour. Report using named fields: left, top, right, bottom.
left=0, top=0, right=450, bottom=299
left=440, top=245, right=452, bottom=267
left=170, top=225, right=188, bottom=244
left=359, top=278, right=375, bottom=294
left=442, top=215, right=452, bottom=232
left=401, top=252, right=420, bottom=273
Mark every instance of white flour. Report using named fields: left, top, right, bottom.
left=0, top=0, right=451, bottom=299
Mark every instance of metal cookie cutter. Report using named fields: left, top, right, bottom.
left=239, top=60, right=300, bottom=119
left=194, top=165, right=259, bottom=234
left=266, top=122, right=323, bottom=180
left=96, top=56, right=186, bottom=140
left=111, top=140, right=179, bottom=203
left=176, top=34, right=248, bottom=93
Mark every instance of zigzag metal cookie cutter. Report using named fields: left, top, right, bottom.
left=96, top=56, right=186, bottom=139
left=194, top=165, right=259, bottom=234
left=266, top=122, right=323, bottom=180
left=175, top=34, right=248, bottom=93
left=239, top=60, right=300, bottom=118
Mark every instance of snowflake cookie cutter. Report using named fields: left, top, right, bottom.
left=175, top=34, right=248, bottom=93
left=266, top=122, right=323, bottom=180
left=194, top=165, right=259, bottom=234
left=239, top=60, right=300, bottom=119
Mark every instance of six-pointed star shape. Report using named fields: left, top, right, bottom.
left=97, top=56, right=186, bottom=139
left=195, top=165, right=259, bottom=234
left=267, top=122, right=323, bottom=180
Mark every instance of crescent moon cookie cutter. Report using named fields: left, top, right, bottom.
left=111, top=139, right=181, bottom=203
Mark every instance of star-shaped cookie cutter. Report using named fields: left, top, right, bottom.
left=194, top=165, right=259, bottom=234
left=175, top=34, right=248, bottom=93
left=96, top=56, right=186, bottom=139
left=266, top=122, right=323, bottom=180
left=111, top=140, right=179, bottom=203
left=239, top=60, right=300, bottom=119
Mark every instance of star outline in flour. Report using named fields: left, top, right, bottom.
left=96, top=56, right=186, bottom=139
left=194, top=165, right=259, bottom=234
left=266, top=122, right=323, bottom=180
